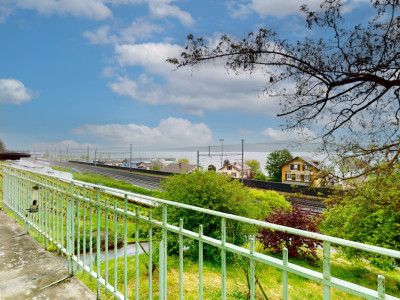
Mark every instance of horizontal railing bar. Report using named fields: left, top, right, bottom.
left=3, top=165, right=400, bottom=300
left=4, top=165, right=400, bottom=259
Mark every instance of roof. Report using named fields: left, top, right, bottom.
left=219, top=162, right=251, bottom=171
left=280, top=156, right=321, bottom=170
left=0, top=152, right=31, bottom=160
left=161, top=163, right=198, bottom=174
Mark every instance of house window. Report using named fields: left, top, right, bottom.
left=296, top=174, right=301, bottom=181
left=303, top=164, right=311, bottom=171
left=304, top=175, right=311, bottom=182
left=286, top=173, right=292, bottom=180
left=223, top=172, right=227, bottom=175
left=227, top=166, right=232, bottom=170
left=290, top=164, right=299, bottom=170
left=232, top=172, right=237, bottom=177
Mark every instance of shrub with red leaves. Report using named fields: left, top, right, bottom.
left=257, top=204, right=321, bottom=264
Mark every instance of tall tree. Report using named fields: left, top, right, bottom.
left=245, top=159, right=261, bottom=173
left=168, top=0, right=400, bottom=179
left=178, top=158, right=189, bottom=164
left=265, top=149, right=293, bottom=182
left=0, top=139, right=5, bottom=152
left=321, top=164, right=400, bottom=269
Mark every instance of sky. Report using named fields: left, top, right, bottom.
left=0, top=0, right=372, bottom=151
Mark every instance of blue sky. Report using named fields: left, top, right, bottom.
left=0, top=0, right=371, bottom=151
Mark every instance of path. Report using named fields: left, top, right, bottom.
left=0, top=210, right=96, bottom=299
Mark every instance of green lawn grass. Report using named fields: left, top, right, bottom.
left=76, top=247, right=400, bottom=300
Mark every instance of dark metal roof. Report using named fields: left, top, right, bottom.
left=0, top=152, right=31, bottom=160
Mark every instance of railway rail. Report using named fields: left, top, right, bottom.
left=53, top=161, right=165, bottom=190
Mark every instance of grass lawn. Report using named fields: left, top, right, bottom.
left=76, top=246, right=400, bottom=299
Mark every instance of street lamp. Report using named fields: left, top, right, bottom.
left=220, top=138, right=224, bottom=167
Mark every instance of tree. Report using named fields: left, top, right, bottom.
left=160, top=170, right=290, bottom=263
left=0, top=139, right=5, bottom=152
left=207, top=164, right=216, bottom=171
left=178, top=158, right=189, bottom=164
left=245, top=159, right=261, bottom=173
left=265, top=149, right=293, bottom=182
left=168, top=0, right=400, bottom=179
left=151, top=164, right=161, bottom=171
left=321, top=164, right=400, bottom=269
left=253, top=171, right=267, bottom=181
left=161, top=170, right=251, bottom=263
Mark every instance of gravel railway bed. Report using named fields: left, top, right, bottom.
left=53, top=161, right=164, bottom=190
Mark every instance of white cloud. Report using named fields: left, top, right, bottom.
left=15, top=0, right=113, bottom=20
left=83, top=19, right=163, bottom=45
left=111, top=42, right=281, bottom=116
left=229, top=0, right=321, bottom=18
left=148, top=0, right=194, bottom=27
left=2, top=0, right=194, bottom=24
left=108, top=75, right=139, bottom=99
left=261, top=127, right=317, bottom=142
left=120, top=18, right=164, bottom=42
left=83, top=25, right=117, bottom=45
left=229, top=0, right=368, bottom=18
left=71, top=117, right=213, bottom=147
left=0, top=79, right=35, bottom=104
left=0, top=3, right=14, bottom=23
left=30, top=140, right=97, bottom=151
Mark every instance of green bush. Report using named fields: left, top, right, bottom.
left=160, top=170, right=291, bottom=263
left=253, top=172, right=267, bottom=181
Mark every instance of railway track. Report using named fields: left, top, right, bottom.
left=287, top=197, right=326, bottom=215
left=53, top=161, right=326, bottom=213
left=54, top=161, right=165, bottom=190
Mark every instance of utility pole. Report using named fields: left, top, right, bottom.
left=220, top=138, right=224, bottom=167
left=67, top=147, right=69, bottom=162
left=87, top=146, right=89, bottom=162
left=197, top=150, right=200, bottom=169
left=130, top=144, right=132, bottom=172
left=208, top=145, right=210, bottom=157
left=59, top=149, right=61, bottom=162
left=241, top=139, right=244, bottom=181
left=94, top=147, right=97, bottom=168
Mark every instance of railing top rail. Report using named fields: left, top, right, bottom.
left=3, top=164, right=400, bottom=260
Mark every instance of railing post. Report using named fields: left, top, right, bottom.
left=249, top=237, right=255, bottom=300
left=159, top=204, right=168, bottom=300
left=67, top=182, right=75, bottom=275
left=283, top=248, right=288, bottom=300
left=323, top=241, right=331, bottom=299
left=199, top=225, right=203, bottom=300
left=96, top=189, right=101, bottom=299
left=221, top=218, right=226, bottom=300
left=378, top=275, right=385, bottom=299
left=159, top=239, right=165, bottom=300
left=179, top=219, right=184, bottom=300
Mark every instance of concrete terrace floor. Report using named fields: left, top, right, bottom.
left=0, top=210, right=96, bottom=300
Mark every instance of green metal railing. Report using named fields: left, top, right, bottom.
left=1, top=165, right=400, bottom=299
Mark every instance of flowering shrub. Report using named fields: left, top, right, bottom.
left=257, top=204, right=321, bottom=264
